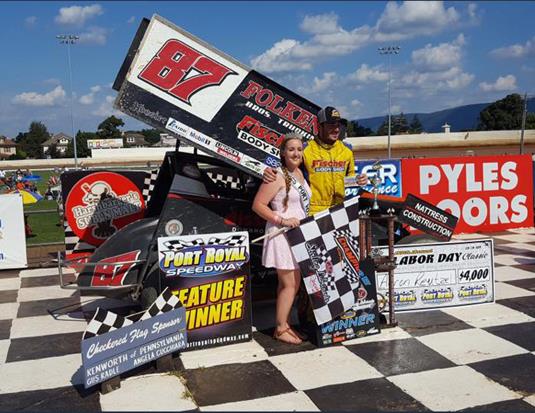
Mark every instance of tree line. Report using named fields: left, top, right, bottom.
left=9, top=116, right=161, bottom=160
left=6, top=93, right=535, bottom=159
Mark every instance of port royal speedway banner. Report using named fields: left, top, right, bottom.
left=375, top=239, right=495, bottom=312
left=402, top=154, right=534, bottom=233
left=157, top=231, right=252, bottom=350
left=113, top=15, right=320, bottom=178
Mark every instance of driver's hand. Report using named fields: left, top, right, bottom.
left=262, top=167, right=278, bottom=184
left=357, top=173, right=368, bottom=186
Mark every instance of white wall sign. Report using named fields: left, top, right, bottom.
left=0, top=194, right=27, bottom=269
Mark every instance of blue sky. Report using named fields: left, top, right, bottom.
left=1, top=1, right=534, bottom=137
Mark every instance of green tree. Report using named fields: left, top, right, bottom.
left=16, top=121, right=50, bottom=159
left=478, top=93, right=524, bottom=130
left=96, top=115, right=125, bottom=139
left=376, top=116, right=389, bottom=135
left=141, top=128, right=162, bottom=145
left=45, top=143, right=60, bottom=159
left=347, top=121, right=373, bottom=137
left=65, top=131, right=94, bottom=158
left=527, top=113, right=535, bottom=129
left=8, top=149, right=27, bottom=160
left=409, top=115, right=423, bottom=133
left=393, top=112, right=409, bottom=134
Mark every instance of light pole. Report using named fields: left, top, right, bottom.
left=57, top=34, right=79, bottom=168
left=378, top=46, right=400, bottom=159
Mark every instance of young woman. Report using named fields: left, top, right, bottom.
left=252, top=133, right=311, bottom=345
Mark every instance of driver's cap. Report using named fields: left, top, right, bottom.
left=317, top=106, right=348, bottom=125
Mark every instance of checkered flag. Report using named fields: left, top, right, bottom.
left=164, top=238, right=205, bottom=252
left=82, top=308, right=133, bottom=340
left=163, top=234, right=247, bottom=252
left=141, top=287, right=182, bottom=320
left=286, top=196, right=360, bottom=325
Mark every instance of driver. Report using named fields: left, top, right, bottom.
left=263, top=106, right=367, bottom=214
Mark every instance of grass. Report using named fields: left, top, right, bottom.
left=1, top=170, right=65, bottom=245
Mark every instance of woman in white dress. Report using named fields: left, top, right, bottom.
left=252, top=133, right=311, bottom=345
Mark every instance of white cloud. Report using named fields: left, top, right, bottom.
left=251, top=2, right=468, bottom=73
left=349, top=64, right=388, bottom=83
left=351, top=99, right=362, bottom=107
left=490, top=36, right=535, bottom=59
left=78, top=26, right=108, bottom=45
left=127, top=16, right=136, bottom=24
left=467, top=3, right=481, bottom=25
left=79, top=85, right=102, bottom=105
left=92, top=95, right=121, bottom=117
left=479, top=75, right=517, bottom=92
left=298, top=72, right=338, bottom=94
left=55, top=4, right=103, bottom=26
left=24, top=16, right=37, bottom=27
left=299, top=13, right=339, bottom=35
left=411, top=34, right=465, bottom=72
left=374, top=1, right=460, bottom=41
left=12, top=86, right=66, bottom=107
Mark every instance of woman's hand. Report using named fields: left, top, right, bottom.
left=282, top=217, right=300, bottom=228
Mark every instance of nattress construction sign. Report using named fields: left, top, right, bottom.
left=157, top=231, right=252, bottom=350
left=113, top=15, right=320, bottom=178
left=402, top=155, right=534, bottom=233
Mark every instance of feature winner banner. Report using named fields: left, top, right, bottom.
left=376, top=239, right=494, bottom=312
left=113, top=15, right=320, bottom=178
left=286, top=197, right=363, bottom=325
left=61, top=170, right=150, bottom=260
left=157, top=231, right=252, bottom=350
left=402, top=154, right=534, bottom=233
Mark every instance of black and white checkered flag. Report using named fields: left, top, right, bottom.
left=164, top=234, right=247, bottom=251
left=141, top=287, right=182, bottom=320
left=82, top=308, right=134, bottom=340
left=82, top=288, right=182, bottom=340
left=286, top=196, right=360, bottom=325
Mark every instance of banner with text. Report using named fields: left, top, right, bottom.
left=376, top=239, right=495, bottom=312
left=114, top=15, right=320, bottom=178
left=346, top=159, right=402, bottom=198
left=401, top=154, right=534, bottom=233
left=157, top=231, right=252, bottom=350
left=81, top=289, right=186, bottom=388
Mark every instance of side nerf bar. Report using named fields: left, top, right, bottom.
left=57, top=251, right=145, bottom=291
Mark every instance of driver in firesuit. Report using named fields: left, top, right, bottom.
left=263, top=106, right=368, bottom=213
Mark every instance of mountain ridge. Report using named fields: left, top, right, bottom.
left=355, top=98, right=535, bottom=133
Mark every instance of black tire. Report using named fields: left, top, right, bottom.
left=140, top=286, right=158, bottom=310
left=395, top=234, right=438, bottom=245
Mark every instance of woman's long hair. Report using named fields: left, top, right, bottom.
left=279, top=132, right=304, bottom=211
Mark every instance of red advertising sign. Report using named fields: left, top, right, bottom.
left=402, top=155, right=534, bottom=233
left=64, top=172, right=145, bottom=246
